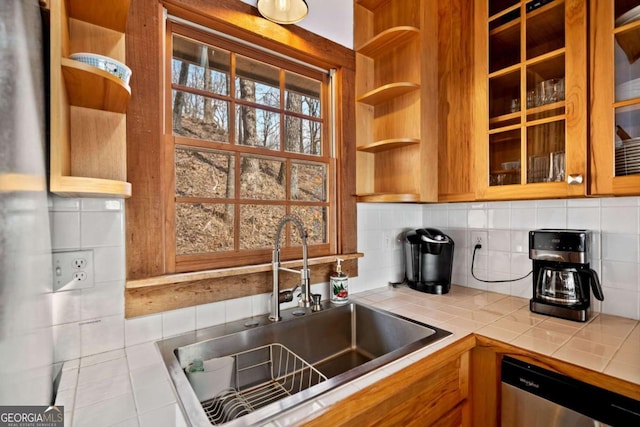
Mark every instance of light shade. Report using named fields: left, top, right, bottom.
left=257, top=0, right=308, bottom=25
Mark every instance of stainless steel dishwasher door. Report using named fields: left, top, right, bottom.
left=500, top=356, right=640, bottom=427
left=501, top=382, right=610, bottom=426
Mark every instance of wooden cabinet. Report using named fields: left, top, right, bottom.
left=354, top=0, right=439, bottom=203
left=474, top=0, right=588, bottom=200
left=49, top=0, right=132, bottom=198
left=302, top=336, right=473, bottom=426
left=590, top=0, right=640, bottom=196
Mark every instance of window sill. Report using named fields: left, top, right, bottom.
left=125, top=253, right=363, bottom=318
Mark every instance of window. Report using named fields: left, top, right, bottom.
left=167, top=24, right=334, bottom=272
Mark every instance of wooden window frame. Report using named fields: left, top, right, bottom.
left=166, top=23, right=335, bottom=272
left=125, top=0, right=356, bottom=314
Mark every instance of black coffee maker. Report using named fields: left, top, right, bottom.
left=404, top=228, right=454, bottom=295
left=529, top=229, right=604, bottom=322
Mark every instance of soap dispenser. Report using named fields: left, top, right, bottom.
left=330, top=258, right=349, bottom=304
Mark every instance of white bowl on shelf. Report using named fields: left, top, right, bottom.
left=69, top=52, right=132, bottom=85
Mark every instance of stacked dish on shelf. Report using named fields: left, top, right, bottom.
left=69, top=52, right=132, bottom=85
left=615, top=137, right=640, bottom=176
left=615, top=77, right=640, bottom=101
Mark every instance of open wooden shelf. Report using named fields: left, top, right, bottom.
left=67, top=0, right=130, bottom=32
left=48, top=0, right=131, bottom=199
left=51, top=175, right=132, bottom=198
left=0, top=173, right=47, bottom=193
left=356, top=82, right=420, bottom=105
left=62, top=58, right=131, bottom=113
left=357, top=138, right=420, bottom=153
left=356, top=193, right=420, bottom=203
left=357, top=26, right=420, bottom=57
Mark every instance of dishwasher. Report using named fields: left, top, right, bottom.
left=501, top=356, right=640, bottom=426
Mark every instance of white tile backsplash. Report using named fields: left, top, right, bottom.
left=125, top=314, right=163, bottom=347
left=81, top=211, right=124, bottom=248
left=195, top=301, right=226, bottom=330
left=46, top=194, right=640, bottom=369
left=161, top=308, right=196, bottom=338
left=51, top=211, right=81, bottom=249
left=80, top=316, right=124, bottom=357
left=354, top=197, right=640, bottom=320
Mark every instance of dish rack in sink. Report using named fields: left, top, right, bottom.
left=201, top=343, right=327, bottom=425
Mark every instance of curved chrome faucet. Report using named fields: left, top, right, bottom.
left=270, top=214, right=311, bottom=321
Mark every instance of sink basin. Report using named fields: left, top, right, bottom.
left=157, top=300, right=451, bottom=426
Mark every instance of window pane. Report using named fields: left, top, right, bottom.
left=173, top=90, right=229, bottom=142
left=239, top=204, right=285, bottom=250
left=176, top=203, right=234, bottom=254
left=172, top=36, right=229, bottom=96
left=291, top=206, right=327, bottom=245
left=285, top=71, right=321, bottom=117
left=175, top=147, right=235, bottom=198
left=285, top=116, right=321, bottom=155
left=240, top=155, right=285, bottom=200
left=235, top=56, right=280, bottom=107
left=235, top=105, right=280, bottom=150
left=291, top=162, right=326, bottom=202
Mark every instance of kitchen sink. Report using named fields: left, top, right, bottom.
left=156, top=300, right=451, bottom=426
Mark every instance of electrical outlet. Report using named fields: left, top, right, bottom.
left=52, top=250, right=94, bottom=291
left=73, top=271, right=87, bottom=281
left=475, top=236, right=483, bottom=246
left=73, top=257, right=87, bottom=269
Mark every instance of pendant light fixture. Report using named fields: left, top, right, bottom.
left=257, top=0, right=309, bottom=25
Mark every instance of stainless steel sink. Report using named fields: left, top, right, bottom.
left=157, top=300, right=451, bottom=426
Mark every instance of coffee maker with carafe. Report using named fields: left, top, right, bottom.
left=529, top=229, right=604, bottom=322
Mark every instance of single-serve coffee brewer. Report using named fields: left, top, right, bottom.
left=529, top=229, right=604, bottom=322
left=404, top=228, right=454, bottom=295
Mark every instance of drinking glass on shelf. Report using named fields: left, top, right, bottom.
left=552, top=151, right=565, bottom=182
left=510, top=98, right=520, bottom=113
left=527, top=90, right=536, bottom=108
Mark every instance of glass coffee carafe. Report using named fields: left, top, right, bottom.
left=537, top=267, right=585, bottom=305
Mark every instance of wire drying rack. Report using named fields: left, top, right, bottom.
left=201, top=343, right=327, bottom=425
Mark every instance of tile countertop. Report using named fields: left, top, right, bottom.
left=55, top=285, right=640, bottom=427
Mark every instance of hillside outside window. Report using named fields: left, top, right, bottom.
left=167, top=24, right=334, bottom=272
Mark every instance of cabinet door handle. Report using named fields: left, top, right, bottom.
left=567, top=174, right=583, bottom=185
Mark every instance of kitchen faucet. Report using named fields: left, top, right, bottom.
left=269, top=214, right=312, bottom=321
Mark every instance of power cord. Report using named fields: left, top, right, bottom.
left=471, top=243, right=532, bottom=283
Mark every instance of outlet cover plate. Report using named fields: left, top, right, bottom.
left=52, top=250, right=94, bottom=292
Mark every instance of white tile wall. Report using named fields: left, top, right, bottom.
left=50, top=197, right=127, bottom=362
left=48, top=195, right=640, bottom=365
left=352, top=197, right=640, bottom=320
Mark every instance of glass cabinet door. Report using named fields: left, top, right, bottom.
left=487, top=0, right=570, bottom=189
left=591, top=0, right=640, bottom=196
left=613, top=1, right=640, bottom=178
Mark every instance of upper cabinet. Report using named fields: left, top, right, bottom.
left=354, top=0, right=439, bottom=203
left=48, top=0, right=132, bottom=198
left=474, top=0, right=588, bottom=200
left=590, top=0, right=640, bottom=196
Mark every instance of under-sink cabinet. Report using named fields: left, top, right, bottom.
left=302, top=335, right=474, bottom=427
